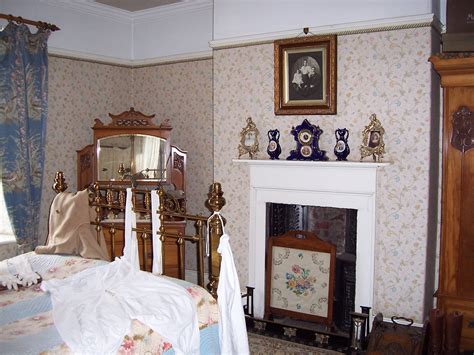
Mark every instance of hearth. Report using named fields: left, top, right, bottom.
left=266, top=203, right=357, bottom=331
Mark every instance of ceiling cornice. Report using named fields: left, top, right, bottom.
left=39, top=0, right=212, bottom=25
left=48, top=46, right=212, bottom=67
left=40, top=0, right=132, bottom=24
left=132, top=1, right=212, bottom=22
left=210, top=13, right=439, bottom=50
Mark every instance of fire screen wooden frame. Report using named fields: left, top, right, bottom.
left=265, top=230, right=336, bottom=326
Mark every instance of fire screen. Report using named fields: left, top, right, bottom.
left=265, top=230, right=336, bottom=326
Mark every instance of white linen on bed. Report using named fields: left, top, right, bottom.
left=0, top=255, right=40, bottom=290
left=123, top=188, right=140, bottom=270
left=8, top=254, right=41, bottom=286
left=0, top=259, right=19, bottom=290
left=216, top=214, right=250, bottom=355
left=150, top=190, right=163, bottom=275
left=41, top=257, right=200, bottom=355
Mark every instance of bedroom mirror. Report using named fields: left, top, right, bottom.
left=77, top=108, right=186, bottom=192
left=97, top=134, right=167, bottom=181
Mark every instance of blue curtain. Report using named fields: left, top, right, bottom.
left=0, top=23, right=50, bottom=252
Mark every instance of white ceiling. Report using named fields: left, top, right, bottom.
left=95, top=0, right=182, bottom=12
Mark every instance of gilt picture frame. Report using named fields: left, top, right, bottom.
left=360, top=113, right=386, bottom=162
left=274, top=35, right=337, bottom=115
left=238, top=117, right=260, bottom=159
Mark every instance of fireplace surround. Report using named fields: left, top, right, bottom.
left=234, top=159, right=389, bottom=320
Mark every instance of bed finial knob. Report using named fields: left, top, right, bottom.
left=208, top=182, right=225, bottom=212
left=52, top=171, right=68, bottom=193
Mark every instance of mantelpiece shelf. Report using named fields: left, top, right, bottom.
left=233, top=159, right=391, bottom=168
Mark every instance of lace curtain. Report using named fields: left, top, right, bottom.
left=0, top=23, right=50, bottom=252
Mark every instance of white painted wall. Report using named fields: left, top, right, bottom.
left=0, top=0, right=445, bottom=61
left=213, top=0, right=441, bottom=41
left=0, top=0, right=133, bottom=60
left=132, top=4, right=213, bottom=60
left=0, top=0, right=213, bottom=62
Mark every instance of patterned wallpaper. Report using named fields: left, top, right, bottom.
left=213, top=27, right=439, bottom=322
left=37, top=57, right=213, bottom=257
left=38, top=57, right=132, bottom=245
left=131, top=59, right=214, bottom=218
left=132, top=60, right=214, bottom=270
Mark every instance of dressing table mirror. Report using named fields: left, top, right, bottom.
left=76, top=107, right=187, bottom=276
left=77, top=107, right=186, bottom=192
left=97, top=134, right=167, bottom=182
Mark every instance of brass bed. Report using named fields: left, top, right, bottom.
left=52, top=170, right=225, bottom=297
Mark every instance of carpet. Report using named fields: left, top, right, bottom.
left=248, top=332, right=344, bottom=354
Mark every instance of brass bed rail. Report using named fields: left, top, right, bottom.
left=52, top=172, right=225, bottom=298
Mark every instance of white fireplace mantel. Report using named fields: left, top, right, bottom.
left=234, top=159, right=390, bottom=319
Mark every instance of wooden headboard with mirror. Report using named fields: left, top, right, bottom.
left=76, top=107, right=187, bottom=193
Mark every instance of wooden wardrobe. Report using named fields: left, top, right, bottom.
left=430, top=54, right=474, bottom=351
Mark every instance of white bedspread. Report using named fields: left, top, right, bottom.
left=41, top=257, right=200, bottom=355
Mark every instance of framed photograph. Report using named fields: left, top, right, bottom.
left=274, top=35, right=337, bottom=115
left=360, top=113, right=386, bottom=162
left=238, top=117, right=260, bottom=159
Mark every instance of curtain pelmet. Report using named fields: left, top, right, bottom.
left=0, top=23, right=50, bottom=251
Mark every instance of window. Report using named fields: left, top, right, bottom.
left=0, top=182, right=16, bottom=244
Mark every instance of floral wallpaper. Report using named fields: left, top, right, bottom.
left=131, top=59, right=214, bottom=218
left=213, top=27, right=439, bottom=322
left=39, top=57, right=132, bottom=244
left=132, top=60, right=214, bottom=271
left=36, top=57, right=213, bottom=264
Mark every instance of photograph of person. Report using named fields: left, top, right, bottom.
left=288, top=54, right=323, bottom=101
left=368, top=131, right=381, bottom=148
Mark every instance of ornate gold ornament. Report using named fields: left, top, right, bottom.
left=238, top=117, right=260, bottom=159
left=360, top=113, right=385, bottom=162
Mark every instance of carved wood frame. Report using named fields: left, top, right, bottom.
left=274, top=35, right=337, bottom=115
left=265, top=230, right=336, bottom=326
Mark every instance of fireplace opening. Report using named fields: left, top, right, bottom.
left=266, top=202, right=357, bottom=333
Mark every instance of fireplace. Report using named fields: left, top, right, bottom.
left=235, top=159, right=389, bottom=320
left=267, top=203, right=357, bottom=331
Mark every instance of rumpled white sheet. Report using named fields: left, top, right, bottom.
left=215, top=214, right=250, bottom=355
left=150, top=190, right=163, bottom=274
left=123, top=188, right=139, bottom=270
left=41, top=257, right=200, bottom=355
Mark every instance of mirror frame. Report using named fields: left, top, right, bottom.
left=93, top=107, right=172, bottom=185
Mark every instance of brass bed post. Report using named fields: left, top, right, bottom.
left=178, top=235, right=185, bottom=280
left=52, top=171, right=68, bottom=193
left=105, top=188, right=116, bottom=260
left=207, top=183, right=226, bottom=298
left=196, top=219, right=205, bottom=288
left=157, top=188, right=166, bottom=273
left=93, top=183, right=102, bottom=245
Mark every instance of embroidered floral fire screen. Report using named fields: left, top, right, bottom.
left=265, top=231, right=336, bottom=325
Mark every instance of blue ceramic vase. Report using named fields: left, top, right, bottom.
left=334, top=128, right=350, bottom=161
left=267, top=129, right=282, bottom=160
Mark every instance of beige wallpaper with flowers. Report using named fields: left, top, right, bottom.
left=131, top=59, right=214, bottom=217
left=38, top=57, right=132, bottom=245
left=213, top=26, right=439, bottom=322
left=37, top=57, right=213, bottom=253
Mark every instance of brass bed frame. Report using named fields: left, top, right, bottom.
left=52, top=171, right=225, bottom=297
